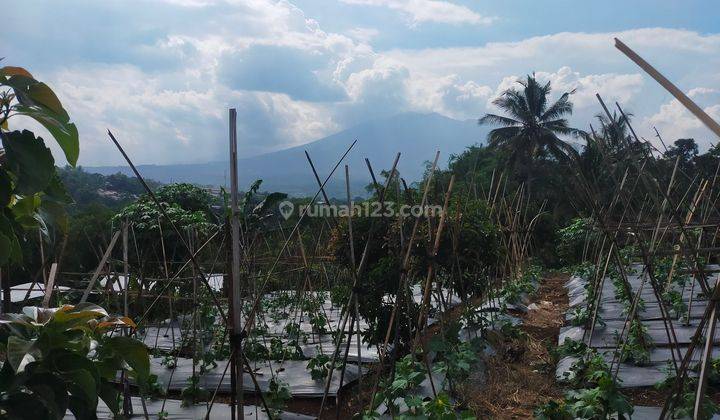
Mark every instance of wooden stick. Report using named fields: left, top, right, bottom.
left=41, top=263, right=57, bottom=308
left=615, top=37, right=720, bottom=139
left=228, top=108, right=244, bottom=418
left=80, top=230, right=121, bottom=303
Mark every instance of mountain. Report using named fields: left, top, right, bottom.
left=86, top=112, right=488, bottom=197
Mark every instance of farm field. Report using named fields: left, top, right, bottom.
left=3, top=2, right=720, bottom=419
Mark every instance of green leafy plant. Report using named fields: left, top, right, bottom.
left=535, top=399, right=573, bottom=419
left=557, top=218, right=595, bottom=266
left=564, top=375, right=633, bottom=419
left=160, top=354, right=177, bottom=369
left=568, top=306, right=604, bottom=328
left=265, top=378, right=291, bottom=417
left=244, top=338, right=270, bottom=361
left=180, top=374, right=209, bottom=407
left=429, top=322, right=481, bottom=387
left=0, top=64, right=79, bottom=267
left=0, top=304, right=150, bottom=419
left=617, top=320, right=652, bottom=366
left=309, top=313, right=329, bottom=334
left=554, top=349, right=632, bottom=419
left=662, top=289, right=688, bottom=321
left=268, top=337, right=303, bottom=361
left=668, top=389, right=719, bottom=420
left=306, top=351, right=331, bottom=381
left=571, top=262, right=595, bottom=281
left=555, top=338, right=588, bottom=358
left=371, top=353, right=427, bottom=416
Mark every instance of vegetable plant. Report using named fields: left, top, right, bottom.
left=0, top=303, right=150, bottom=419
left=306, top=351, right=331, bottom=381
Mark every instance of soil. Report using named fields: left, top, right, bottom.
left=464, top=272, right=569, bottom=419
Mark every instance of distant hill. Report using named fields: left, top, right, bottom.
left=58, top=166, right=161, bottom=213
left=86, top=112, right=487, bottom=197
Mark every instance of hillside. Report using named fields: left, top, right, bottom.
left=86, top=112, right=487, bottom=197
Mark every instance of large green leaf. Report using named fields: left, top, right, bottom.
left=98, top=380, right=120, bottom=416
left=39, top=200, right=69, bottom=233
left=0, top=389, right=54, bottom=419
left=23, top=370, right=70, bottom=419
left=0, top=231, right=11, bottom=266
left=46, top=303, right=107, bottom=331
left=64, top=368, right=98, bottom=418
left=0, top=167, right=11, bottom=207
left=1, top=130, right=55, bottom=195
left=14, top=106, right=79, bottom=166
left=105, top=336, right=150, bottom=389
left=3, top=72, right=79, bottom=165
left=7, top=335, right=35, bottom=372
left=0, top=213, right=22, bottom=264
left=43, top=173, right=72, bottom=204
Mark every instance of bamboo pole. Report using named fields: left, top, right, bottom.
left=228, top=108, right=244, bottom=418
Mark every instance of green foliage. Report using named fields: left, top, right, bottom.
left=219, top=179, right=287, bottom=231
left=0, top=303, right=150, bottom=419
left=569, top=306, right=603, bottom=328
left=437, top=198, right=501, bottom=298
left=244, top=338, right=270, bottom=361
left=555, top=338, right=588, bottom=358
left=571, top=262, right=595, bottom=281
left=372, top=354, right=427, bottom=416
left=309, top=312, right=329, bottom=334
left=617, top=320, right=652, bottom=366
left=114, top=186, right=214, bottom=234
left=500, top=265, right=539, bottom=306
left=306, top=351, right=331, bottom=381
left=363, top=351, right=473, bottom=419
left=265, top=378, right=291, bottom=417
left=557, top=218, right=594, bottom=266
left=0, top=65, right=78, bottom=266
left=429, top=322, right=482, bottom=385
left=668, top=390, right=719, bottom=420
left=662, top=289, right=688, bottom=321
left=268, top=337, right=303, bottom=361
left=0, top=66, right=79, bottom=165
left=552, top=349, right=632, bottom=419
left=57, top=166, right=155, bottom=212
left=180, top=374, right=209, bottom=407
left=535, top=400, right=573, bottom=420
left=563, top=375, right=633, bottom=419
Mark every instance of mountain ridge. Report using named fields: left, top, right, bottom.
left=86, top=112, right=487, bottom=197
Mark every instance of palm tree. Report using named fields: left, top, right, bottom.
left=479, top=75, right=584, bottom=189
left=594, top=111, right=632, bottom=152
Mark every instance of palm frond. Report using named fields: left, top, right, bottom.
left=486, top=126, right=521, bottom=148
left=541, top=93, right=573, bottom=121
left=479, top=114, right=521, bottom=127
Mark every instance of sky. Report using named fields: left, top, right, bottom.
left=2, top=0, right=720, bottom=166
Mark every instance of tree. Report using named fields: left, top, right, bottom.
left=479, top=74, right=584, bottom=190
left=665, top=138, right=698, bottom=166
left=594, top=111, right=632, bottom=153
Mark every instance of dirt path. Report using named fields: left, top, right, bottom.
left=466, top=272, right=569, bottom=418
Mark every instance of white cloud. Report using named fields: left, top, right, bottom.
left=7, top=0, right=720, bottom=165
left=19, top=63, right=336, bottom=166
left=383, top=28, right=720, bottom=80
left=487, top=67, right=643, bottom=109
left=346, top=27, right=380, bottom=43
left=643, top=88, right=720, bottom=150
left=405, top=74, right=492, bottom=120
left=340, top=0, right=494, bottom=26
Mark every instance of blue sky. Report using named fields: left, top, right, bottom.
left=2, top=0, right=719, bottom=165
